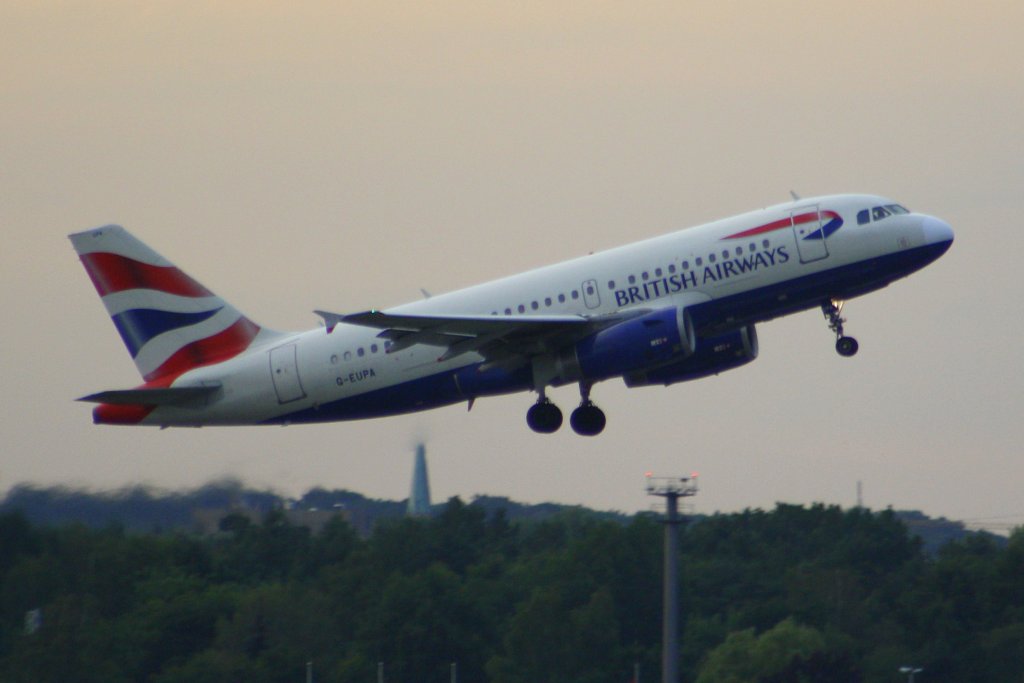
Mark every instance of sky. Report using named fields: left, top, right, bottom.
left=3, top=2, right=1022, bottom=528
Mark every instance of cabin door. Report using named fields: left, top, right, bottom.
left=269, top=344, right=306, bottom=404
left=791, top=206, right=829, bottom=263
left=582, top=279, right=601, bottom=309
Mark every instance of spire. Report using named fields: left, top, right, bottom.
left=408, top=443, right=432, bottom=516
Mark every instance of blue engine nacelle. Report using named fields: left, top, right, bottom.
left=623, top=324, right=758, bottom=387
left=571, top=307, right=697, bottom=383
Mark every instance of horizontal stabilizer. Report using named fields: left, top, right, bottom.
left=78, top=384, right=221, bottom=406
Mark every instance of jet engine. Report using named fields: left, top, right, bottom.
left=569, top=306, right=697, bottom=383
left=623, top=324, right=758, bottom=387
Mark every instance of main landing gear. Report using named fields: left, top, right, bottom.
left=526, top=396, right=562, bottom=434
left=570, top=383, right=606, bottom=436
left=527, top=384, right=606, bottom=436
left=822, top=298, right=859, bottom=357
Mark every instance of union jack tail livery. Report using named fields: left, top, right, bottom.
left=71, top=195, right=953, bottom=433
left=70, top=226, right=280, bottom=424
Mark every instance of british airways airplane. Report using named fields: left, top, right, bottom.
left=71, top=194, right=953, bottom=436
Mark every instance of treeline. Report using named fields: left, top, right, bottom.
left=0, top=483, right=986, bottom=554
left=0, top=483, right=619, bottom=537
left=0, top=501, right=1021, bottom=682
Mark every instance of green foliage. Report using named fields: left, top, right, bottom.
left=696, top=618, right=839, bottom=679
left=0, top=503, right=1020, bottom=683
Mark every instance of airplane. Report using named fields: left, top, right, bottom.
left=70, top=194, right=953, bottom=436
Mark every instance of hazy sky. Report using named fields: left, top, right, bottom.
left=3, top=2, right=1022, bottom=527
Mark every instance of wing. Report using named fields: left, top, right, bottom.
left=315, top=309, right=642, bottom=363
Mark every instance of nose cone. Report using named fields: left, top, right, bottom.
left=921, top=215, right=954, bottom=250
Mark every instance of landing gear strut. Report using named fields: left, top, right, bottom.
left=570, top=383, right=606, bottom=436
left=822, top=298, right=859, bottom=357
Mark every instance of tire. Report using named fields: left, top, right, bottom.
left=836, top=336, right=859, bottom=357
left=527, top=401, right=563, bottom=433
left=570, top=404, right=606, bottom=436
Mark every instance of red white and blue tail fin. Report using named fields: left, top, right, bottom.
left=70, top=225, right=271, bottom=384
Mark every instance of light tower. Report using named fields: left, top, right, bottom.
left=899, top=666, right=923, bottom=682
left=408, top=443, right=432, bottom=517
left=646, top=473, right=699, bottom=683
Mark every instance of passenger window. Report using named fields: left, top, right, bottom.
left=668, top=263, right=676, bottom=274
left=735, top=247, right=743, bottom=256
left=504, top=307, right=512, bottom=315
left=642, top=272, right=649, bottom=281
left=722, top=250, right=729, bottom=259
left=655, top=267, right=663, bottom=277
left=682, top=260, right=690, bottom=269
left=857, top=209, right=870, bottom=225
left=749, top=243, right=756, bottom=252
left=357, top=347, right=364, bottom=357
left=607, top=280, right=615, bottom=289
left=709, top=254, right=716, bottom=263
left=517, top=304, right=525, bottom=313
left=343, top=351, right=352, bottom=361
left=571, top=290, right=579, bottom=299
left=544, top=297, right=552, bottom=307
left=628, top=274, right=636, bottom=284
left=558, top=294, right=565, bottom=303
left=762, top=239, right=770, bottom=249
left=371, top=344, right=378, bottom=353
left=586, top=285, right=594, bottom=295
left=531, top=301, right=539, bottom=310
left=695, top=257, right=703, bottom=266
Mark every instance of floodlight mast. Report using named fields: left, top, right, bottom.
left=899, top=666, right=924, bottom=682
left=646, top=474, right=698, bottom=683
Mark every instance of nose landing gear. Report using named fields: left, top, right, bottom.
left=822, top=298, right=859, bottom=357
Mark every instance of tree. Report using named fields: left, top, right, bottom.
left=354, top=563, right=488, bottom=683
left=695, top=618, right=831, bottom=683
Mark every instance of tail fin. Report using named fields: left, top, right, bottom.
left=70, top=225, right=269, bottom=383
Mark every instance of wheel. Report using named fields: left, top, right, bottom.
left=836, top=336, right=859, bottom=357
left=570, top=403, right=606, bottom=436
left=527, top=401, right=562, bottom=433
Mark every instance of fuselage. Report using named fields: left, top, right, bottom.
left=100, top=193, right=950, bottom=428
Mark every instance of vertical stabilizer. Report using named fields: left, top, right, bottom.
left=69, top=225, right=270, bottom=383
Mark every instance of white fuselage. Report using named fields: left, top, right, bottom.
left=117, top=193, right=953, bottom=427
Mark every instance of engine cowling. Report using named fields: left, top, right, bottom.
left=571, top=307, right=697, bottom=383
left=623, top=324, right=758, bottom=387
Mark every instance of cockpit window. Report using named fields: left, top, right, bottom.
left=859, top=203, right=910, bottom=225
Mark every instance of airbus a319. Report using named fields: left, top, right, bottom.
left=71, top=194, right=953, bottom=436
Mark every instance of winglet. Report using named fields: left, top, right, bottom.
left=314, top=310, right=345, bottom=334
